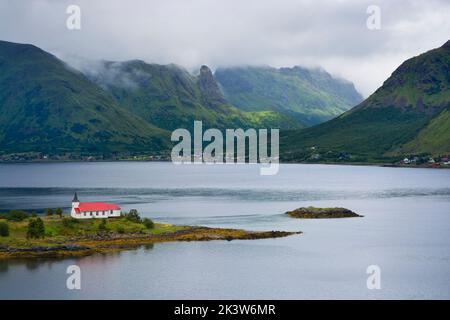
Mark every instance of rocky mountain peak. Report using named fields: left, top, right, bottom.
left=198, top=65, right=227, bottom=108
left=200, top=65, right=213, bottom=75
left=442, top=39, right=450, bottom=49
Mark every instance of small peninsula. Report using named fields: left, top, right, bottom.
left=286, top=206, right=362, bottom=219
left=0, top=210, right=300, bottom=260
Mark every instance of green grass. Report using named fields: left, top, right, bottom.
left=280, top=107, right=430, bottom=162
left=397, top=108, right=450, bottom=155
left=0, top=215, right=185, bottom=248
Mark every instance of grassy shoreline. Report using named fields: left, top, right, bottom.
left=0, top=215, right=300, bottom=260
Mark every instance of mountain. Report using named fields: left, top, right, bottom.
left=198, top=65, right=228, bottom=108
left=85, top=61, right=301, bottom=131
left=281, top=40, right=450, bottom=162
left=215, top=66, right=363, bottom=126
left=397, top=106, right=450, bottom=155
left=6, top=39, right=446, bottom=160
left=0, top=41, right=169, bottom=154
left=0, top=40, right=301, bottom=156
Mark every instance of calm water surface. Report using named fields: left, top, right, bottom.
left=0, top=162, right=449, bottom=299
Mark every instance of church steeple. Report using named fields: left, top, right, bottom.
left=72, top=192, right=79, bottom=203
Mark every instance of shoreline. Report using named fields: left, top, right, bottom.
left=1, top=159, right=449, bottom=170
left=0, top=225, right=301, bottom=260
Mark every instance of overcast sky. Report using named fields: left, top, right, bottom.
left=0, top=0, right=449, bottom=97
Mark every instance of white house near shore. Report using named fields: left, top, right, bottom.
left=71, top=193, right=121, bottom=219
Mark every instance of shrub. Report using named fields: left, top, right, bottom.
left=5, top=210, right=29, bottom=222
left=0, top=222, right=9, bottom=237
left=116, top=226, right=125, bottom=234
left=62, top=217, right=79, bottom=228
left=98, top=219, right=108, bottom=231
left=45, top=208, right=54, bottom=216
left=27, top=218, right=45, bottom=239
left=142, top=218, right=154, bottom=229
left=125, top=209, right=141, bottom=223
left=55, top=208, right=63, bottom=218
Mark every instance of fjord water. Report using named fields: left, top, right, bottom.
left=1, top=162, right=450, bottom=299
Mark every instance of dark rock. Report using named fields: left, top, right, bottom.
left=286, top=207, right=362, bottom=219
left=198, top=65, right=227, bottom=108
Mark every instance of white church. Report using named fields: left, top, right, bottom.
left=71, top=192, right=122, bottom=219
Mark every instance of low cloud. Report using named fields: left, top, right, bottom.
left=73, top=59, right=141, bottom=90
left=0, top=0, right=449, bottom=96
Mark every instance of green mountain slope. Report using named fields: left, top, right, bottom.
left=398, top=108, right=450, bottom=155
left=0, top=41, right=169, bottom=154
left=281, top=40, right=450, bottom=162
left=86, top=61, right=300, bottom=131
left=215, top=66, right=363, bottom=126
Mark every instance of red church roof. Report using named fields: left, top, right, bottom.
left=75, top=202, right=121, bottom=213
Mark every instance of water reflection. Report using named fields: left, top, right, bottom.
left=2, top=186, right=450, bottom=212
left=0, top=244, right=155, bottom=274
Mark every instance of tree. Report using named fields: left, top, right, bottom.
left=125, top=209, right=141, bottom=223
left=45, top=208, right=54, bottom=216
left=27, top=218, right=45, bottom=239
left=55, top=208, right=63, bottom=218
left=0, top=222, right=9, bottom=237
left=142, top=218, right=154, bottom=230
left=36, top=218, right=45, bottom=237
